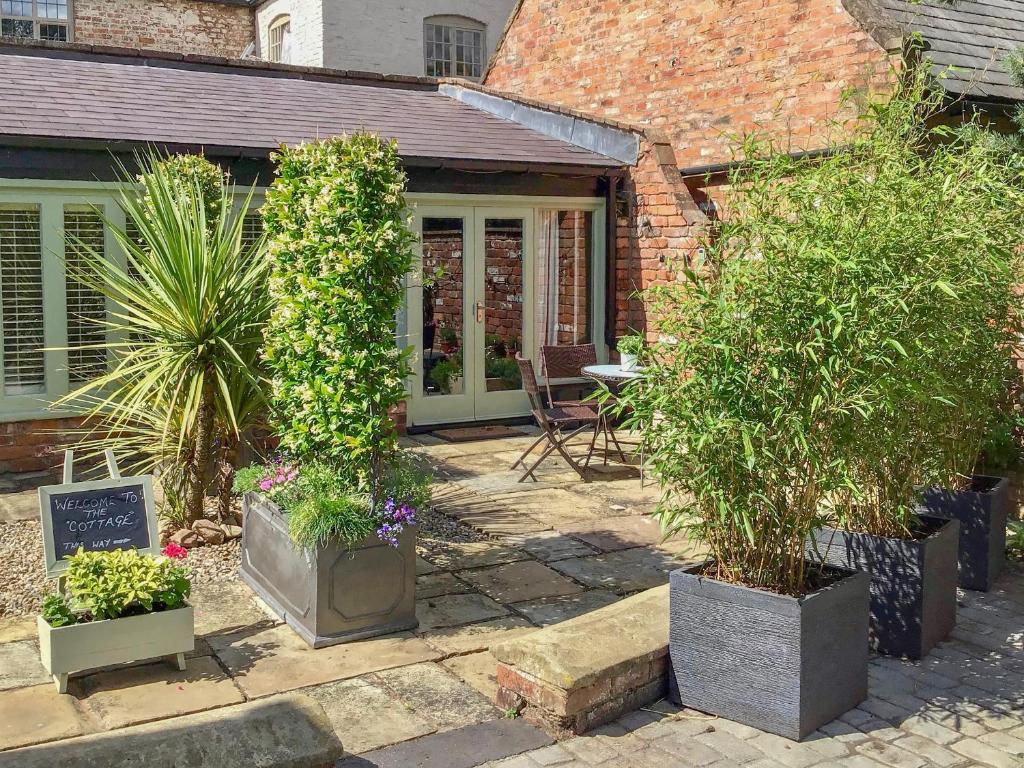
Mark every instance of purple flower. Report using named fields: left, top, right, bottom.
left=258, top=478, right=273, bottom=492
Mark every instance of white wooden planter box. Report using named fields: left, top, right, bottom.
left=38, top=604, right=194, bottom=693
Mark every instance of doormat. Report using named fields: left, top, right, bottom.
left=432, top=425, right=528, bottom=443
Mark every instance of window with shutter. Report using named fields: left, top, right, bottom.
left=0, top=205, right=45, bottom=395
left=64, top=206, right=107, bottom=384
left=241, top=211, right=263, bottom=249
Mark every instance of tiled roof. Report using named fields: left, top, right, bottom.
left=878, top=0, right=1024, bottom=102
left=0, top=47, right=622, bottom=169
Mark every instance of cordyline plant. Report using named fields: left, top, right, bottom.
left=617, top=68, right=1024, bottom=595
left=261, top=133, right=418, bottom=514
left=55, top=153, right=271, bottom=526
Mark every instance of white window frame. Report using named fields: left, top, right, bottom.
left=0, top=180, right=265, bottom=423
left=423, top=15, right=486, bottom=80
left=0, top=0, right=72, bottom=42
left=266, top=14, right=290, bottom=64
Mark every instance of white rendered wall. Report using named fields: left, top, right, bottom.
left=255, top=0, right=325, bottom=67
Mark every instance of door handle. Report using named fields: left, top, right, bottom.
left=475, top=302, right=485, bottom=323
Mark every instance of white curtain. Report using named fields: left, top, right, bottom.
left=535, top=210, right=560, bottom=365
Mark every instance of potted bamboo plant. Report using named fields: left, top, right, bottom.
left=38, top=546, right=193, bottom=693
left=237, top=133, right=430, bottom=648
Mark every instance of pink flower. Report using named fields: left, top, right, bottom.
left=162, top=542, right=187, bottom=560
left=259, top=478, right=273, bottom=492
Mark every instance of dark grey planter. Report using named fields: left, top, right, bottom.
left=239, top=492, right=417, bottom=648
left=807, top=515, right=958, bottom=660
left=920, top=475, right=1008, bottom=592
left=669, top=564, right=869, bottom=741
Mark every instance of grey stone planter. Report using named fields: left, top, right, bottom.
left=240, top=492, right=417, bottom=648
left=669, top=564, right=869, bottom=741
left=920, top=475, right=1008, bottom=592
left=807, top=515, right=958, bottom=660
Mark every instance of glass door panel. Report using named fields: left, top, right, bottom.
left=474, top=211, right=532, bottom=420
left=421, top=217, right=466, bottom=398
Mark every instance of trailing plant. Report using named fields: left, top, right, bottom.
left=233, top=457, right=429, bottom=549
left=54, top=152, right=271, bottom=525
left=262, top=134, right=416, bottom=497
left=616, top=67, right=1024, bottom=593
left=46, top=548, right=191, bottom=624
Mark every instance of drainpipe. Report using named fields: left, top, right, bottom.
left=604, top=173, right=621, bottom=351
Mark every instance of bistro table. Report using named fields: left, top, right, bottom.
left=580, top=364, right=643, bottom=470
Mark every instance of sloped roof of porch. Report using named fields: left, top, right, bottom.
left=0, top=42, right=630, bottom=172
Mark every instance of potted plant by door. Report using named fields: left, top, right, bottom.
left=238, top=133, right=430, bottom=648
left=38, top=546, right=193, bottom=693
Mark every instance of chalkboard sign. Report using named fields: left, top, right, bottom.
left=39, top=475, right=158, bottom=577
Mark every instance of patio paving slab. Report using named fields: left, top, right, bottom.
left=421, top=616, right=536, bottom=656
left=0, top=683, right=91, bottom=751
left=548, top=547, right=682, bottom=594
left=191, top=580, right=278, bottom=637
left=0, top=638, right=50, bottom=691
left=305, top=676, right=436, bottom=755
left=0, top=616, right=35, bottom=643
left=559, top=515, right=667, bottom=552
left=499, top=531, right=600, bottom=562
left=0, top=490, right=37, bottom=523
left=511, top=590, right=621, bottom=627
left=456, top=561, right=585, bottom=604
left=416, top=593, right=510, bottom=632
left=416, top=556, right=440, bottom=576
left=441, top=652, right=500, bottom=702
left=336, top=717, right=553, bottom=768
left=73, top=655, right=244, bottom=730
left=421, top=540, right=531, bottom=571
left=416, top=571, right=473, bottom=599
left=371, top=662, right=499, bottom=731
left=208, top=624, right=441, bottom=699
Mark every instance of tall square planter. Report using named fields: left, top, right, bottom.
left=807, top=515, right=958, bottom=660
left=920, top=475, right=1008, bottom=592
left=240, top=492, right=417, bottom=648
left=669, top=565, right=869, bottom=741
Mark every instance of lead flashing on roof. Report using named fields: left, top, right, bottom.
left=439, top=83, right=640, bottom=166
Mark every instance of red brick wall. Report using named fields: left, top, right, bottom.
left=0, top=417, right=83, bottom=476
left=74, top=0, right=254, bottom=58
left=485, top=0, right=894, bottom=170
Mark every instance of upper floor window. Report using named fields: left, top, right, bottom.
left=0, top=0, right=71, bottom=42
left=424, top=16, right=485, bottom=79
left=267, top=14, right=291, bottom=64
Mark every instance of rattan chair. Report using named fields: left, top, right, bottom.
left=510, top=354, right=601, bottom=482
left=540, top=343, right=626, bottom=467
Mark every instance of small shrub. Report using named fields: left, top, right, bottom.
left=485, top=356, right=521, bottom=388
left=63, top=548, right=191, bottom=622
left=617, top=335, right=645, bottom=359
left=1008, top=521, right=1024, bottom=561
left=41, top=593, right=76, bottom=628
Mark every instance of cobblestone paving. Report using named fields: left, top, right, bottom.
left=482, top=564, right=1024, bottom=768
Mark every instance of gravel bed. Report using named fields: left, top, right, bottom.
left=0, top=498, right=484, bottom=617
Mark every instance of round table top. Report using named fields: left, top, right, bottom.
left=581, top=364, right=644, bottom=381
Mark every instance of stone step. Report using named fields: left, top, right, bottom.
left=491, top=584, right=669, bottom=735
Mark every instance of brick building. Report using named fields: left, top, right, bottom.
left=484, top=0, right=1024, bottom=335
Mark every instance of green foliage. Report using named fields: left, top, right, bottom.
left=41, top=593, right=76, bottom=628
left=618, top=68, right=1024, bottom=594
left=1008, top=48, right=1024, bottom=132
left=234, top=456, right=430, bottom=549
left=63, top=549, right=191, bottom=622
left=617, top=335, right=645, bottom=358
left=1008, top=521, right=1024, bottom=561
left=980, top=408, right=1024, bottom=471
left=262, top=134, right=416, bottom=495
left=485, top=356, right=521, bottom=388
left=55, top=152, right=271, bottom=524
left=429, top=359, right=462, bottom=394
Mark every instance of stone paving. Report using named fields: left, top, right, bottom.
left=2, top=429, right=1023, bottom=767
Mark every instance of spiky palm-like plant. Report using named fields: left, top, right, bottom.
left=55, top=154, right=271, bottom=524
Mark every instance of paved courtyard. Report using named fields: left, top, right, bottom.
left=1, top=429, right=1023, bottom=767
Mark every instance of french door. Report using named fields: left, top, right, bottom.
left=408, top=206, right=534, bottom=426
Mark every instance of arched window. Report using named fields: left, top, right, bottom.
left=423, top=15, right=485, bottom=79
left=267, top=14, right=291, bottom=64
